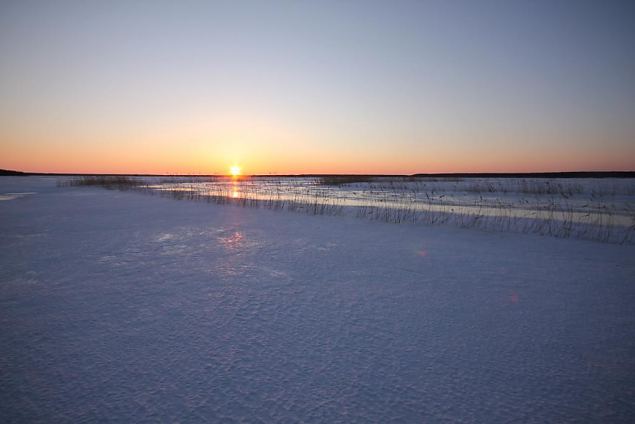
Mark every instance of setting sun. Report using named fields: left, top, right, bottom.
left=229, top=165, right=241, bottom=177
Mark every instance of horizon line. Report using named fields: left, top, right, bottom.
left=2, top=169, right=634, bottom=179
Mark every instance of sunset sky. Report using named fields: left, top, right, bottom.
left=1, top=0, right=634, bottom=174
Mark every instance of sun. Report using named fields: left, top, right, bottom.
left=229, top=165, right=241, bottom=177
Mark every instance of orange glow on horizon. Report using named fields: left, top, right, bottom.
left=1, top=135, right=634, bottom=175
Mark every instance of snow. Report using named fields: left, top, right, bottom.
left=1, top=176, right=634, bottom=422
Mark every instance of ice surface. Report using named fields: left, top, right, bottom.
left=1, top=177, right=634, bottom=422
left=145, top=176, right=635, bottom=243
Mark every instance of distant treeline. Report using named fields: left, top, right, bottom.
left=411, top=171, right=635, bottom=179
left=0, top=169, right=28, bottom=176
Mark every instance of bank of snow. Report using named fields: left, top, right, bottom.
left=1, top=177, right=634, bottom=422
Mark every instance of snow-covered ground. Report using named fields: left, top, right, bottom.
left=1, top=176, right=634, bottom=422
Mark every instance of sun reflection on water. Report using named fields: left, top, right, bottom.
left=231, top=180, right=240, bottom=198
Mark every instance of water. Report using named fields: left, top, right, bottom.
left=145, top=177, right=635, bottom=230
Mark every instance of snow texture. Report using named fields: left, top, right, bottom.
left=1, top=177, right=634, bottom=422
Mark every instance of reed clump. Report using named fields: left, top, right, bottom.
left=61, top=176, right=144, bottom=190
left=318, top=175, right=376, bottom=186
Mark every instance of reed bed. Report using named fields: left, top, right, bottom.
left=352, top=177, right=635, bottom=197
left=58, top=175, right=144, bottom=190
left=63, top=176, right=635, bottom=244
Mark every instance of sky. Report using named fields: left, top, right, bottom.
left=1, top=0, right=634, bottom=174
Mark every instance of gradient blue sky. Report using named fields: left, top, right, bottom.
left=1, top=0, right=634, bottom=174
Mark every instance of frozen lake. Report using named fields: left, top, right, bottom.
left=1, top=176, right=635, bottom=422
left=143, top=176, right=634, bottom=243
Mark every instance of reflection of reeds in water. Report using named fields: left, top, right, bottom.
left=63, top=176, right=635, bottom=244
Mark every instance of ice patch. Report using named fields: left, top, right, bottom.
left=260, top=266, right=289, bottom=279
left=0, top=192, right=35, bottom=201
left=97, top=255, right=127, bottom=266
left=5, top=272, right=39, bottom=286
left=155, top=233, right=176, bottom=242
